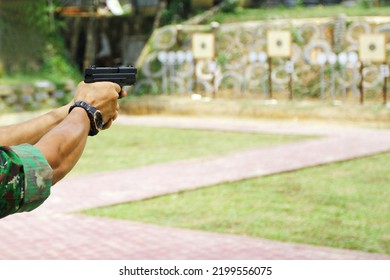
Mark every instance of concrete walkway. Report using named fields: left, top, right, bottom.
left=1, top=116, right=389, bottom=260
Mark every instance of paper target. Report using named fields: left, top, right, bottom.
left=267, top=30, right=292, bottom=58
left=192, top=33, right=215, bottom=60
left=359, top=34, right=386, bottom=63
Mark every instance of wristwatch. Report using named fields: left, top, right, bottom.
left=69, top=101, right=103, bottom=136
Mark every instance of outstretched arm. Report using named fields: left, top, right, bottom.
left=34, top=107, right=90, bottom=184
left=0, top=104, right=71, bottom=146
left=0, top=82, right=126, bottom=147
left=0, top=82, right=121, bottom=219
left=34, top=82, right=121, bottom=184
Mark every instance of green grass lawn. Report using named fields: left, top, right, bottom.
left=208, top=5, right=390, bottom=23
left=83, top=151, right=390, bottom=255
left=70, top=124, right=310, bottom=176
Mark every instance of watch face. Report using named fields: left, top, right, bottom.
left=94, top=111, right=104, bottom=130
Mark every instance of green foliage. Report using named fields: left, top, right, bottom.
left=0, top=0, right=50, bottom=73
left=40, top=40, right=81, bottom=83
left=0, top=0, right=80, bottom=82
left=161, top=0, right=192, bottom=25
left=217, top=53, right=229, bottom=67
left=290, top=25, right=303, bottom=45
left=221, top=0, right=240, bottom=13
left=359, top=0, right=373, bottom=8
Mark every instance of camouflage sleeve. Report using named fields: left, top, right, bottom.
left=0, top=146, right=24, bottom=218
left=12, top=144, right=53, bottom=213
left=0, top=144, right=53, bottom=218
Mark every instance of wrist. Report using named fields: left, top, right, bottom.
left=47, top=104, right=71, bottom=126
left=69, top=101, right=103, bottom=136
left=66, top=107, right=91, bottom=134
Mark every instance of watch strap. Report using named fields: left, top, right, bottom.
left=68, top=101, right=101, bottom=136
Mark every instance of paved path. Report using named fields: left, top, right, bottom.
left=1, top=116, right=389, bottom=260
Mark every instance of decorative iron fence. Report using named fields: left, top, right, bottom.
left=134, top=16, right=390, bottom=104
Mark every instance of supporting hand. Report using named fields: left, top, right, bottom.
left=74, top=81, right=121, bottom=128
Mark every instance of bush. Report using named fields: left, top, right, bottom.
left=0, top=0, right=80, bottom=82
left=221, top=0, right=240, bottom=12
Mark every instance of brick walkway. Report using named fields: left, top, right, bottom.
left=1, top=116, right=389, bottom=260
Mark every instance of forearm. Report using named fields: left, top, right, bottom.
left=0, top=104, right=71, bottom=146
left=34, top=108, right=90, bottom=185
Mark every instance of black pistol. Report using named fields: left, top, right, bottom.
left=84, top=65, right=137, bottom=98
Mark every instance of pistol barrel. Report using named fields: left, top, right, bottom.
left=84, top=66, right=137, bottom=86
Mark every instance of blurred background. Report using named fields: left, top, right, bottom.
left=0, top=0, right=389, bottom=260
left=0, top=0, right=389, bottom=116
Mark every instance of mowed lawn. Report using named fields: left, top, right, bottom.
left=70, top=124, right=311, bottom=176
left=83, top=151, right=390, bottom=255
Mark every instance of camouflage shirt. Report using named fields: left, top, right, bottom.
left=0, top=144, right=53, bottom=219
